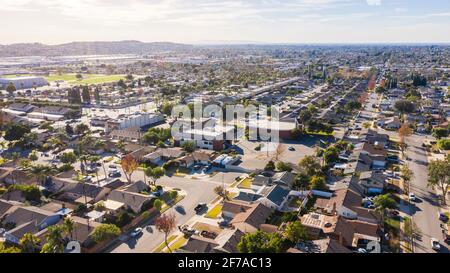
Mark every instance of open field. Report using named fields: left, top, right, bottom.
left=1, top=73, right=126, bottom=85
left=46, top=73, right=126, bottom=85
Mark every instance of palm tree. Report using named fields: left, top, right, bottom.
left=26, top=164, right=56, bottom=186
left=62, top=218, right=75, bottom=241
left=373, top=194, right=398, bottom=225
left=88, top=155, right=102, bottom=185
left=40, top=225, right=65, bottom=253
left=10, top=152, right=20, bottom=185
left=19, top=233, right=41, bottom=253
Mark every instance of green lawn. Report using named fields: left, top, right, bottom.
left=206, top=204, right=223, bottom=219
left=153, top=235, right=177, bottom=253
left=238, top=178, right=252, bottom=189
left=164, top=236, right=188, bottom=253
left=45, top=73, right=126, bottom=85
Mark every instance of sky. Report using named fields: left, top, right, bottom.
left=1, top=0, right=450, bottom=44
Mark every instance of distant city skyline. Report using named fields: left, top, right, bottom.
left=1, top=0, right=450, bottom=44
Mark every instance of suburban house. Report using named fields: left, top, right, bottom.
left=142, top=147, right=185, bottom=165
left=178, top=228, right=245, bottom=253
left=230, top=203, right=273, bottom=233
left=177, top=150, right=216, bottom=168
left=1, top=206, right=62, bottom=244
left=106, top=189, right=154, bottom=214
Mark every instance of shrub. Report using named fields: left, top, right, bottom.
left=9, top=185, right=41, bottom=202
left=438, top=139, right=450, bottom=150
left=92, top=224, right=121, bottom=243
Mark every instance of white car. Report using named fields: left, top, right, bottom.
left=130, top=228, right=143, bottom=238
left=408, top=193, right=416, bottom=202
left=431, top=238, right=441, bottom=251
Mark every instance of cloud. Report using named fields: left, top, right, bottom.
left=366, top=0, right=381, bottom=6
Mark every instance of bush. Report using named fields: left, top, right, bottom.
left=115, top=211, right=134, bottom=227
left=92, top=224, right=121, bottom=243
left=438, top=139, right=450, bottom=150
left=9, top=185, right=41, bottom=202
left=276, top=161, right=293, bottom=172
left=264, top=161, right=275, bottom=171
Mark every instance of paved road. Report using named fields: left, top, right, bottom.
left=358, top=90, right=448, bottom=253
left=405, top=134, right=450, bottom=253
left=107, top=172, right=235, bottom=253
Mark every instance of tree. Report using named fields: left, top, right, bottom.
left=145, top=167, right=165, bottom=186
left=19, top=233, right=41, bottom=253
left=60, top=151, right=77, bottom=165
left=6, top=82, right=16, bottom=95
left=394, top=100, right=415, bottom=114
left=276, top=161, right=292, bottom=172
left=75, top=123, right=90, bottom=135
left=274, top=144, right=286, bottom=161
left=298, top=156, right=321, bottom=177
left=294, top=172, right=311, bottom=190
left=214, top=185, right=230, bottom=202
left=26, top=164, right=56, bottom=186
left=373, top=194, right=398, bottom=223
left=438, top=139, right=450, bottom=150
left=428, top=159, right=450, bottom=205
left=237, top=230, right=284, bottom=253
left=9, top=184, right=41, bottom=202
left=323, top=146, right=339, bottom=165
left=28, top=150, right=38, bottom=161
left=4, top=122, right=31, bottom=141
left=264, top=160, right=275, bottom=171
left=155, top=213, right=176, bottom=253
left=81, top=85, right=91, bottom=103
left=153, top=199, right=163, bottom=211
left=121, top=154, right=139, bottom=184
left=40, top=225, right=65, bottom=253
left=0, top=243, right=21, bottom=253
left=310, top=176, right=327, bottom=191
left=432, top=128, right=449, bottom=139
left=181, top=141, right=196, bottom=153
left=92, top=224, right=121, bottom=243
left=401, top=164, right=414, bottom=191
left=398, top=124, right=412, bottom=152
left=62, top=218, right=75, bottom=240
left=284, top=221, right=308, bottom=244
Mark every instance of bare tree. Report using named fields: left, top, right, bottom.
left=155, top=213, right=176, bottom=253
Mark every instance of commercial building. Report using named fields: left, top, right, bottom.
left=0, top=76, right=48, bottom=90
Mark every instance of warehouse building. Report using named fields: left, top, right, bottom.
left=0, top=76, right=48, bottom=90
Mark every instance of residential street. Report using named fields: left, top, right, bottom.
left=106, top=171, right=238, bottom=253
left=405, top=134, right=449, bottom=253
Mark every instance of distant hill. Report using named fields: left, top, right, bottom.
left=0, top=40, right=193, bottom=57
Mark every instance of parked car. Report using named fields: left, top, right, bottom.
left=178, top=225, right=198, bottom=236
left=130, top=228, right=143, bottom=238
left=194, top=203, right=207, bottom=213
left=109, top=165, right=117, bottom=169
left=83, top=176, right=92, bottom=183
left=218, top=219, right=232, bottom=228
left=202, top=165, right=212, bottom=172
left=193, top=165, right=202, bottom=171
left=201, top=230, right=218, bottom=239
left=108, top=170, right=121, bottom=178
left=409, top=193, right=416, bottom=202
left=431, top=238, right=441, bottom=251
left=438, top=212, right=449, bottom=223
left=288, top=146, right=295, bottom=151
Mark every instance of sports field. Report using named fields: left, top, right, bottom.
left=45, top=73, right=126, bottom=85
